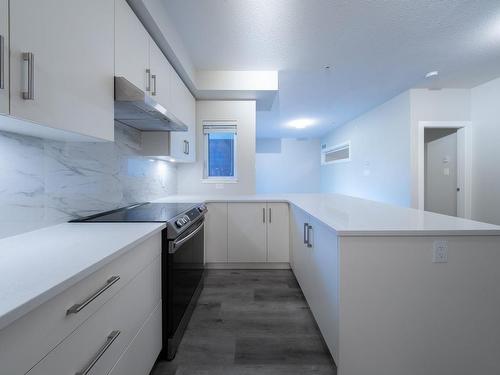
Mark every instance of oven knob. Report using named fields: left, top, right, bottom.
left=175, top=219, right=183, bottom=228
left=197, top=205, right=205, bottom=213
left=183, top=215, right=190, bottom=222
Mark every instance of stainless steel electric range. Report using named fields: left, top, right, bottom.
left=71, top=202, right=207, bottom=360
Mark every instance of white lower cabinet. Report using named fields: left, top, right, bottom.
left=228, top=203, right=268, bottom=262
left=108, top=301, right=162, bottom=375
left=291, top=205, right=339, bottom=363
left=205, top=202, right=289, bottom=264
left=27, top=255, right=161, bottom=375
left=205, top=203, right=229, bottom=263
left=0, top=234, right=162, bottom=375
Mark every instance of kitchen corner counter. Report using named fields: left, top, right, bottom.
left=0, top=222, right=165, bottom=331
left=154, top=193, right=500, bottom=236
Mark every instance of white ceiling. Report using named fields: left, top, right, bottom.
left=163, top=0, right=500, bottom=138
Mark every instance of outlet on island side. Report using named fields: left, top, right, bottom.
left=432, top=240, right=449, bottom=263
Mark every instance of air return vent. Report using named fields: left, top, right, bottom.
left=321, top=141, right=351, bottom=165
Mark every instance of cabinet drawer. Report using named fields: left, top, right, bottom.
left=27, top=254, right=161, bottom=375
left=0, top=233, right=161, bottom=375
left=108, top=301, right=162, bottom=375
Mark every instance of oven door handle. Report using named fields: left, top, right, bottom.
left=170, top=219, right=205, bottom=254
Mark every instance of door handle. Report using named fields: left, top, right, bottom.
left=151, top=74, right=157, bottom=96
left=306, top=224, right=313, bottom=248
left=0, top=35, right=5, bottom=89
left=22, top=52, right=35, bottom=100
left=146, top=69, right=151, bottom=91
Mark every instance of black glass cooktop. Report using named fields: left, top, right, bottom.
left=71, top=202, right=198, bottom=223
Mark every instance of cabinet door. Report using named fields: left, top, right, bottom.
left=0, top=0, right=8, bottom=115
left=267, top=203, right=290, bottom=262
left=115, top=0, right=150, bottom=92
left=228, top=203, right=267, bottom=262
left=205, top=203, right=228, bottom=263
left=149, top=39, right=172, bottom=111
left=290, top=206, right=311, bottom=293
left=170, top=72, right=196, bottom=162
left=306, top=217, right=339, bottom=362
left=9, top=0, right=114, bottom=141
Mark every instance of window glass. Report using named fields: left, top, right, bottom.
left=208, top=132, right=235, bottom=177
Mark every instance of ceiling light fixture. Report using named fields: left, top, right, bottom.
left=425, top=71, right=439, bottom=78
left=288, top=118, right=316, bottom=129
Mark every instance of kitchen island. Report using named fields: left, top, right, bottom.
left=157, top=193, right=500, bottom=375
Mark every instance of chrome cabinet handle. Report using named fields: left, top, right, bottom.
left=66, top=276, right=120, bottom=315
left=263, top=207, right=266, bottom=223
left=146, top=69, right=151, bottom=91
left=303, top=223, right=308, bottom=245
left=151, top=74, right=157, bottom=96
left=187, top=141, right=190, bottom=155
left=75, top=330, right=120, bottom=375
left=0, top=35, right=5, bottom=89
left=183, top=140, right=189, bottom=155
left=22, top=52, right=35, bottom=100
left=306, top=224, right=313, bottom=248
left=170, top=219, right=205, bottom=253
left=269, top=208, right=272, bottom=223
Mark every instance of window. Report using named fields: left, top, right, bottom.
left=203, top=122, right=237, bottom=181
left=321, top=141, right=351, bottom=164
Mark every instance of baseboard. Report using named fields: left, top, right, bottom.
left=205, top=262, right=291, bottom=270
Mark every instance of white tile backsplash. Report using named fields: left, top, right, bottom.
left=0, top=123, right=177, bottom=238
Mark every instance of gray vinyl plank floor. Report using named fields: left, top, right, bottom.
left=151, top=269, right=337, bottom=375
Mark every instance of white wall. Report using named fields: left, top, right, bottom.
left=256, top=138, right=321, bottom=193
left=470, top=77, right=500, bottom=225
left=177, top=100, right=256, bottom=195
left=320, top=91, right=412, bottom=207
left=409, top=89, right=471, bottom=207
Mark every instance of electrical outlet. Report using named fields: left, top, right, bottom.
left=432, top=240, right=448, bottom=263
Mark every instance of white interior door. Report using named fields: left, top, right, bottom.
left=228, top=203, right=267, bottom=262
left=267, top=203, right=290, bottom=262
left=424, top=128, right=458, bottom=216
left=0, top=0, right=8, bottom=115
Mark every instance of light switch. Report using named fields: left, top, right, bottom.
left=433, top=240, right=448, bottom=263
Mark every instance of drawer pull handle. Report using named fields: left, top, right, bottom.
left=75, top=330, right=120, bottom=375
left=146, top=69, right=151, bottom=92
left=66, top=275, right=120, bottom=315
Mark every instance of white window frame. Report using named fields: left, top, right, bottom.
left=321, top=141, right=351, bottom=165
left=202, top=121, right=238, bottom=183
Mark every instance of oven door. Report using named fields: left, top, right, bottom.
left=164, top=218, right=205, bottom=358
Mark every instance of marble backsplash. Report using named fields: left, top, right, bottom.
left=0, top=123, right=177, bottom=239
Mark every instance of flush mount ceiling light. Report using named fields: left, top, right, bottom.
left=425, top=71, right=439, bottom=78
left=288, top=118, right=316, bottom=129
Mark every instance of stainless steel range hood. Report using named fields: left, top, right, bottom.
left=114, top=76, right=188, bottom=132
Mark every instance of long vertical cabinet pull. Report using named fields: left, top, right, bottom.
left=303, top=223, right=308, bottom=245
left=262, top=207, right=266, bottom=223
left=151, top=74, right=157, bottom=96
left=306, top=224, right=313, bottom=248
left=0, top=34, right=4, bottom=89
left=75, top=330, right=121, bottom=375
left=183, top=140, right=189, bottom=155
left=22, top=52, right=35, bottom=100
left=269, top=207, right=272, bottom=223
left=145, top=69, right=151, bottom=91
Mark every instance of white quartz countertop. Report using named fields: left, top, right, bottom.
left=0, top=222, right=164, bottom=331
left=154, top=193, right=500, bottom=236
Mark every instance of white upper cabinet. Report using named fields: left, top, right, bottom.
left=9, top=0, right=114, bottom=141
left=149, top=40, right=173, bottom=111
left=170, top=73, right=196, bottom=162
left=0, top=0, right=8, bottom=115
left=115, top=0, right=150, bottom=93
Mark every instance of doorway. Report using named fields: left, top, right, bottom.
left=417, top=121, right=471, bottom=218
left=424, top=128, right=458, bottom=216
